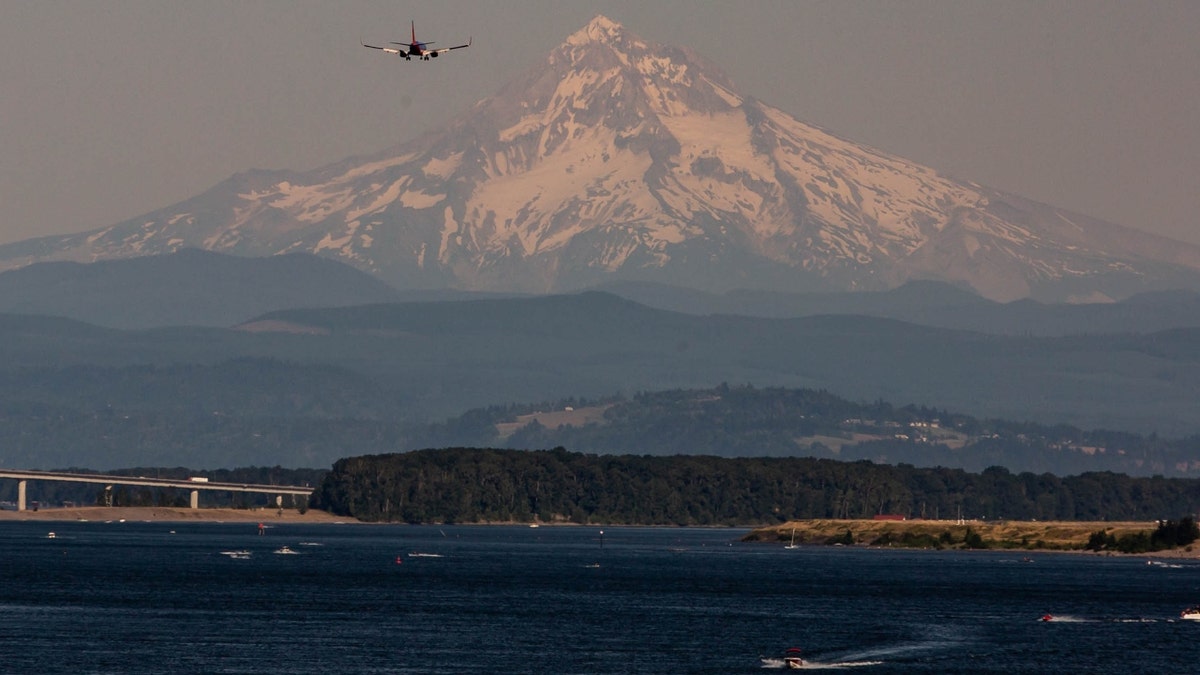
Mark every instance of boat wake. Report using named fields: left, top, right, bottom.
left=775, top=630, right=965, bottom=669
left=1043, top=614, right=1159, bottom=623
left=760, top=657, right=881, bottom=669
left=1041, top=614, right=1089, bottom=623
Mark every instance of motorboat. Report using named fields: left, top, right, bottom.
left=273, top=545, right=299, bottom=555
left=759, top=647, right=805, bottom=669
left=1181, top=607, right=1200, bottom=621
left=1040, top=614, right=1054, bottom=622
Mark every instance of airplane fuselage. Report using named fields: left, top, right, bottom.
left=361, top=20, right=470, bottom=62
left=403, top=42, right=434, bottom=60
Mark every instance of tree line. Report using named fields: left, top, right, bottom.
left=310, top=447, right=1200, bottom=524
left=1086, top=518, right=1200, bottom=554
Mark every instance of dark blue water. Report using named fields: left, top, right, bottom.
left=3, top=521, right=1200, bottom=673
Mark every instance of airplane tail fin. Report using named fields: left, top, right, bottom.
left=411, top=20, right=416, bottom=44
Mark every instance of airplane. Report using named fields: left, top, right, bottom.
left=361, top=21, right=471, bottom=61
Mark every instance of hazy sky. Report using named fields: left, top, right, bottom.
left=2, top=1, right=1197, bottom=246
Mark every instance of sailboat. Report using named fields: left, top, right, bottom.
left=784, top=527, right=799, bottom=550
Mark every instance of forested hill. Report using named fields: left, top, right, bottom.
left=310, top=447, right=1200, bottom=525
left=413, top=385, right=1200, bottom=477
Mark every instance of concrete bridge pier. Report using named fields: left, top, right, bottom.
left=190, top=490, right=199, bottom=509
left=18, top=480, right=26, bottom=511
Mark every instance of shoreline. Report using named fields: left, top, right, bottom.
left=3, top=510, right=1197, bottom=560
left=0, top=506, right=351, bottom=523
left=745, top=518, right=1200, bottom=559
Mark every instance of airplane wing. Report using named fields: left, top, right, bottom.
left=429, top=37, right=472, bottom=55
left=361, top=39, right=408, bottom=57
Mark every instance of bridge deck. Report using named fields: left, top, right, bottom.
left=1, top=469, right=313, bottom=511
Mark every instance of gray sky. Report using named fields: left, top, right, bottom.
left=2, top=0, right=1197, bottom=246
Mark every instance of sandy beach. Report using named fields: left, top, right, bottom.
left=0, top=506, right=352, bottom=523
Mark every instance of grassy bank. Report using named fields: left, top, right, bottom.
left=744, top=519, right=1181, bottom=553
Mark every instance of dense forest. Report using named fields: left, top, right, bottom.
left=310, top=447, right=1200, bottom=525
left=13, top=448, right=1200, bottom=526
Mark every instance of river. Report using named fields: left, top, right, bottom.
left=2, top=521, right=1198, bottom=673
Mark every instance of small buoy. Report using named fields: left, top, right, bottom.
left=395, top=556, right=403, bottom=565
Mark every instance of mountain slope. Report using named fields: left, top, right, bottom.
left=3, top=16, right=1199, bottom=302
left=3, top=292, right=1200, bottom=468
left=0, top=250, right=400, bottom=328
left=594, top=280, right=1200, bottom=336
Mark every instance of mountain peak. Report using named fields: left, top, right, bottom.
left=4, top=16, right=1200, bottom=303
left=567, top=15, right=626, bottom=45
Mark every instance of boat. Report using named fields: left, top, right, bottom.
left=220, top=550, right=252, bottom=559
left=784, top=527, right=799, bottom=550
left=759, top=647, right=805, bottom=669
left=1181, top=607, right=1200, bottom=621
left=1041, top=613, right=1054, bottom=622
left=273, top=546, right=299, bottom=555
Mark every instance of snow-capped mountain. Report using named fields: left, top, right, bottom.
left=4, top=15, right=1200, bottom=302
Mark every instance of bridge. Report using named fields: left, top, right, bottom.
left=0, top=469, right=313, bottom=511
